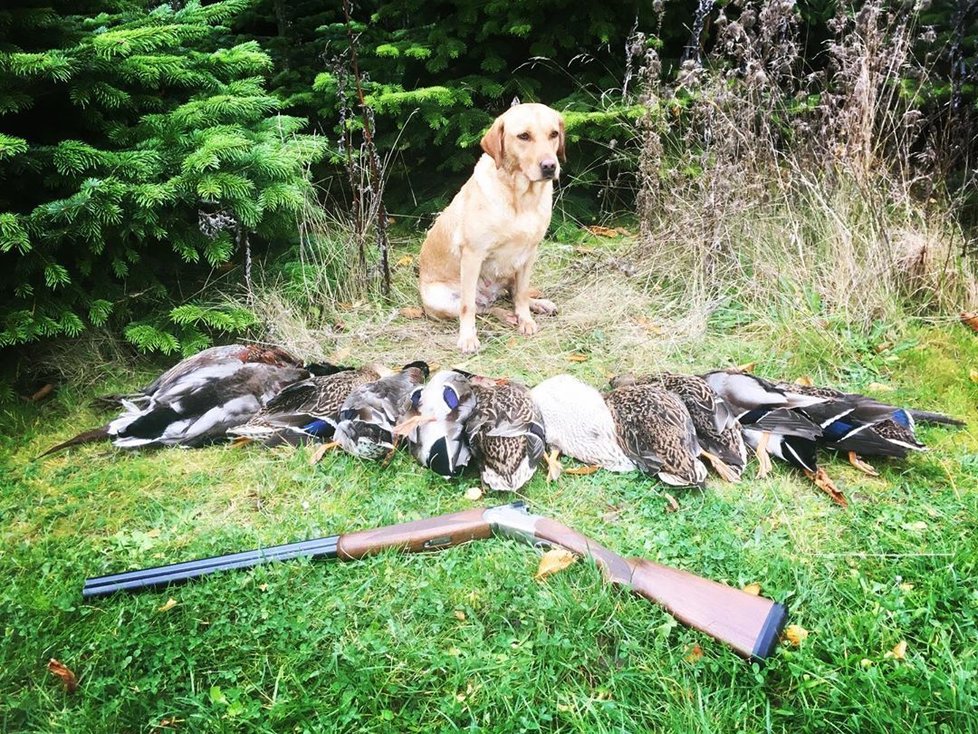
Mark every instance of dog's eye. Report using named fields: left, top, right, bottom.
left=443, top=386, right=460, bottom=410
left=549, top=130, right=559, bottom=139
left=517, top=132, right=531, bottom=141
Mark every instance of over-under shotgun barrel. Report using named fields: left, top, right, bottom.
left=82, top=502, right=787, bottom=660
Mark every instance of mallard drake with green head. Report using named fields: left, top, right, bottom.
left=465, top=376, right=546, bottom=492
left=334, top=361, right=430, bottom=460
left=227, top=363, right=391, bottom=446
left=395, top=370, right=477, bottom=478
left=604, top=383, right=708, bottom=488
left=610, top=372, right=746, bottom=482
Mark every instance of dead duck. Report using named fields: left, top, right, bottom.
left=465, top=376, right=546, bottom=492
left=395, top=370, right=477, bottom=478
left=91, top=344, right=310, bottom=409
left=610, top=372, right=746, bottom=482
left=704, top=370, right=961, bottom=474
left=227, top=364, right=391, bottom=446
left=530, top=374, right=635, bottom=475
left=39, top=345, right=310, bottom=456
left=604, top=383, right=709, bottom=488
left=334, top=361, right=430, bottom=460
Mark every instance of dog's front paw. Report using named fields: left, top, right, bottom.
left=517, top=316, right=538, bottom=337
left=529, top=298, right=558, bottom=316
left=457, top=330, right=481, bottom=353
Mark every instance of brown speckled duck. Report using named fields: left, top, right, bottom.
left=604, top=383, right=708, bottom=488
left=610, top=372, right=746, bottom=482
left=465, top=376, right=546, bottom=492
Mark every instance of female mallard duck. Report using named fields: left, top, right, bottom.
left=39, top=344, right=311, bottom=456
left=227, top=363, right=391, bottom=446
left=395, top=370, right=477, bottom=478
left=334, top=361, right=430, bottom=460
left=610, top=372, right=746, bottom=482
left=604, top=383, right=708, bottom=488
left=530, top=374, right=634, bottom=473
left=464, top=376, right=546, bottom=492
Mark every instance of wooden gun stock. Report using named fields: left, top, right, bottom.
left=529, top=516, right=786, bottom=660
left=83, top=502, right=786, bottom=660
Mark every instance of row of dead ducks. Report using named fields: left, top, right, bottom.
left=40, top=344, right=964, bottom=505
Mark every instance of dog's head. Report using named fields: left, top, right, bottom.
left=480, top=103, right=565, bottom=182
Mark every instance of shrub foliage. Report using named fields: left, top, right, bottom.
left=0, top=0, right=327, bottom=353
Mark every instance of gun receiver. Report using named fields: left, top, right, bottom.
left=83, top=502, right=786, bottom=660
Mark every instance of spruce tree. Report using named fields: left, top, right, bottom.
left=0, top=0, right=327, bottom=353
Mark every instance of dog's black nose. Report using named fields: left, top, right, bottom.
left=539, top=159, right=557, bottom=178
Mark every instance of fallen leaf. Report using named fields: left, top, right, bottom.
left=47, top=658, right=78, bottom=693
left=154, top=717, right=185, bottom=731
left=742, top=582, right=761, bottom=596
left=685, top=643, right=704, bottom=663
left=902, top=520, right=928, bottom=533
left=567, top=352, right=589, bottom=363
left=564, top=465, right=600, bottom=475
left=464, top=486, right=483, bottom=501
left=899, top=582, right=914, bottom=592
left=663, top=492, right=680, bottom=513
left=146, top=528, right=161, bottom=538
left=29, top=383, right=54, bottom=402
left=585, top=225, right=622, bottom=238
left=885, top=640, right=907, bottom=660
left=867, top=382, right=896, bottom=393
left=454, top=610, right=466, bottom=621
left=396, top=254, right=414, bottom=267
left=157, top=598, right=178, bottom=613
left=810, top=467, right=848, bottom=507
left=535, top=548, right=576, bottom=580
left=794, top=375, right=814, bottom=386
left=601, top=504, right=622, bottom=524
left=734, top=361, right=757, bottom=373
left=961, top=312, right=978, bottom=333
left=783, top=624, right=809, bottom=646
left=970, top=369, right=978, bottom=384
left=399, top=306, right=425, bottom=319
left=860, top=658, right=873, bottom=669
left=330, top=347, right=352, bottom=363
left=308, top=443, right=330, bottom=465
left=632, top=316, right=663, bottom=334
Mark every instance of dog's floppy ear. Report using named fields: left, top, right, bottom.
left=556, top=116, right=566, bottom=162
left=480, top=116, right=505, bottom=168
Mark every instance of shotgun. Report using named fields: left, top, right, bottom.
left=82, top=502, right=787, bottom=660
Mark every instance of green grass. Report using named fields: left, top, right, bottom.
left=2, top=237, right=978, bottom=733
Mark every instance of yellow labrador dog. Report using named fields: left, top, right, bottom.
left=418, top=102, right=564, bottom=353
